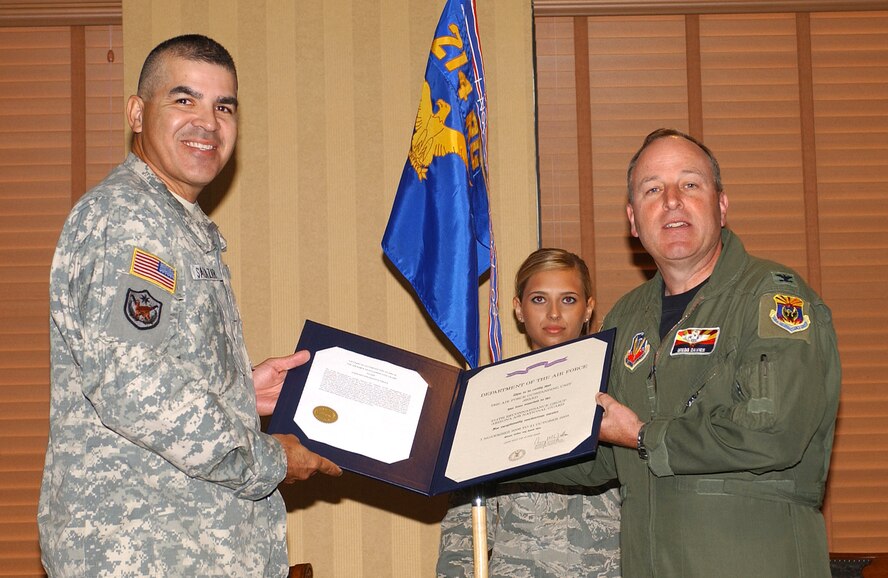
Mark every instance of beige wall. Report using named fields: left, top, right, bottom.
left=123, top=1, right=538, bottom=575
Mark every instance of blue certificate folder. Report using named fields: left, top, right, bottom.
left=268, top=320, right=615, bottom=496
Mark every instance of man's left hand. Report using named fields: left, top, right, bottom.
left=253, top=350, right=311, bottom=416
left=596, top=392, right=645, bottom=449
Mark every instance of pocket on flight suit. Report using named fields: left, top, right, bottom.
left=732, top=354, right=777, bottom=430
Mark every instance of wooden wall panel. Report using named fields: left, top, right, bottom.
left=0, top=22, right=123, bottom=577
left=698, top=13, right=809, bottom=272
left=811, top=10, right=888, bottom=553
left=536, top=17, right=581, bottom=256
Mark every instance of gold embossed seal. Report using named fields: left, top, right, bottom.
left=313, top=405, right=338, bottom=424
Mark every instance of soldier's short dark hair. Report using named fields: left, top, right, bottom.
left=137, top=34, right=237, bottom=98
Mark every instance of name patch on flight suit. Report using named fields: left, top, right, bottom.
left=758, top=292, right=812, bottom=342
left=670, top=328, right=720, bottom=355
left=624, top=332, right=651, bottom=371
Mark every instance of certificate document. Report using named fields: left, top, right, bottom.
left=294, top=347, right=428, bottom=464
left=269, top=320, right=615, bottom=496
left=444, top=337, right=608, bottom=482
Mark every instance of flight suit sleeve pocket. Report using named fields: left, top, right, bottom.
left=731, top=355, right=777, bottom=430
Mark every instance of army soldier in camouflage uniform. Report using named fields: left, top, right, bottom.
left=38, top=35, right=340, bottom=578
left=437, top=249, right=621, bottom=578
left=528, top=129, right=841, bottom=577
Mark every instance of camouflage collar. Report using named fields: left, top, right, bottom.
left=123, top=153, right=226, bottom=253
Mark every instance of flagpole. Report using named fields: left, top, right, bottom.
left=381, top=0, right=496, bottom=574
left=471, top=489, right=488, bottom=578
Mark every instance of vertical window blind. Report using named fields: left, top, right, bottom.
left=0, top=23, right=122, bottom=577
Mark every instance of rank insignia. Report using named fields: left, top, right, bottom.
left=624, top=332, right=651, bottom=371
left=671, top=328, right=719, bottom=355
left=769, top=294, right=810, bottom=333
left=771, top=271, right=797, bottom=287
left=124, top=288, right=162, bottom=330
left=130, top=248, right=176, bottom=293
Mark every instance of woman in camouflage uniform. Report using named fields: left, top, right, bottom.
left=436, top=248, right=621, bottom=578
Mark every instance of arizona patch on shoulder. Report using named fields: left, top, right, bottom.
left=624, top=332, right=651, bottom=371
left=671, top=327, right=719, bottom=356
left=759, top=292, right=812, bottom=341
left=130, top=247, right=176, bottom=293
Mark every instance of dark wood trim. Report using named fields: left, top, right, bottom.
left=70, top=24, right=86, bottom=205
left=794, top=13, right=823, bottom=295
left=573, top=16, right=599, bottom=308
left=0, top=1, right=121, bottom=27
left=534, top=0, right=888, bottom=17
left=684, top=15, right=703, bottom=141
left=829, top=554, right=888, bottom=578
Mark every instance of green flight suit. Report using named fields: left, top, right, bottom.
left=532, top=229, right=841, bottom=577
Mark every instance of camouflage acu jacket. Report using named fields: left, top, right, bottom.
left=38, top=155, right=289, bottom=577
left=436, top=482, right=621, bottom=578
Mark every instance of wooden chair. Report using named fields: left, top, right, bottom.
left=864, top=556, right=888, bottom=578
left=830, top=554, right=888, bottom=578
left=289, top=563, right=313, bottom=578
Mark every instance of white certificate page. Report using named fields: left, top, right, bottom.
left=294, top=347, right=428, bottom=464
left=444, top=337, right=608, bottom=483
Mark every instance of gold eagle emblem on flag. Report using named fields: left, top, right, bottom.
left=408, top=81, right=468, bottom=181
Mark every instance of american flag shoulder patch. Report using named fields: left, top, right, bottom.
left=130, top=247, right=176, bottom=293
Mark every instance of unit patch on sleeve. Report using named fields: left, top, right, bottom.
left=670, top=328, right=719, bottom=356
left=758, top=292, right=813, bottom=342
left=624, top=332, right=651, bottom=371
left=108, top=274, right=173, bottom=346
left=130, top=247, right=176, bottom=293
left=124, top=288, right=162, bottom=330
left=769, top=294, right=810, bottom=333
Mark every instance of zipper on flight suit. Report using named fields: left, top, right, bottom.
left=684, top=361, right=723, bottom=410
left=650, top=293, right=706, bottom=396
left=645, top=292, right=706, bottom=576
left=659, top=293, right=726, bottom=411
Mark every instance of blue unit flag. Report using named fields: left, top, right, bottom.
left=382, top=0, right=501, bottom=368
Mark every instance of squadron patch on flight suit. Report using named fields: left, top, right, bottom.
left=759, top=292, right=812, bottom=342
left=670, top=328, right=719, bottom=355
left=624, top=332, right=651, bottom=371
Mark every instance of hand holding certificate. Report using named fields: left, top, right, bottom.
left=268, top=320, right=614, bottom=495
